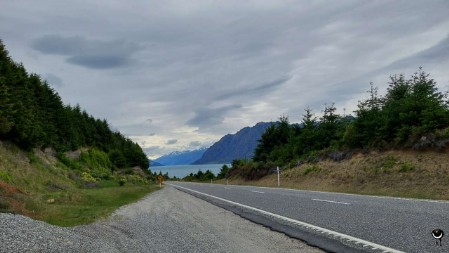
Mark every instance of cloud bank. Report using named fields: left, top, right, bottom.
left=1, top=0, right=449, bottom=158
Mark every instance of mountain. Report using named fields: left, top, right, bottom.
left=194, top=122, right=272, bottom=164
left=153, top=148, right=207, bottom=165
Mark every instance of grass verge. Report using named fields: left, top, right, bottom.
left=0, top=141, right=160, bottom=227
left=36, top=184, right=159, bottom=226
left=216, top=150, right=449, bottom=201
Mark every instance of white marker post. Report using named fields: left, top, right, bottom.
left=277, top=166, right=280, bottom=187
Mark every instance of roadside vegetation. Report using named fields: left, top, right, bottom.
left=0, top=40, right=148, bottom=170
left=0, top=141, right=158, bottom=226
left=220, top=68, right=449, bottom=200
left=0, top=39, right=158, bottom=226
left=181, top=165, right=230, bottom=182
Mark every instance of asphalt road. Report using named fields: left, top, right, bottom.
left=166, top=182, right=449, bottom=253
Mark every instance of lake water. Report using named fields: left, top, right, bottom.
left=150, top=164, right=229, bottom=178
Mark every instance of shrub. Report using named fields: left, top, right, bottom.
left=119, top=177, right=126, bottom=186
left=0, top=170, right=12, bottom=183
left=399, top=162, right=415, bottom=173
left=303, top=164, right=321, bottom=175
left=57, top=152, right=82, bottom=170
left=81, top=172, right=96, bottom=183
left=80, top=149, right=112, bottom=179
left=382, top=155, right=397, bottom=169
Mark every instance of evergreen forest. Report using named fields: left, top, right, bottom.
left=232, top=68, right=449, bottom=179
left=0, top=40, right=149, bottom=170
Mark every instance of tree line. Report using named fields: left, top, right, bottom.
left=160, top=165, right=231, bottom=182
left=252, top=68, right=449, bottom=168
left=0, top=40, right=149, bottom=170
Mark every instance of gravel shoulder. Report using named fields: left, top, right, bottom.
left=0, top=186, right=323, bottom=253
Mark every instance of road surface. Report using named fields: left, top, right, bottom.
left=167, top=181, right=449, bottom=253
left=0, top=186, right=322, bottom=253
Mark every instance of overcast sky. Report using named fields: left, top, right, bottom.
left=1, top=0, right=449, bottom=159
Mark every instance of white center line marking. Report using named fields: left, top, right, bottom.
left=251, top=190, right=265, bottom=194
left=312, top=199, right=350, bottom=205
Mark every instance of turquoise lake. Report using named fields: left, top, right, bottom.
left=150, top=164, right=229, bottom=178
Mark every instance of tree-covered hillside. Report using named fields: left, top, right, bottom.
left=0, top=40, right=148, bottom=170
left=245, top=68, right=449, bottom=171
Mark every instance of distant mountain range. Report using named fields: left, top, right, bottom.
left=149, top=160, right=164, bottom=167
left=151, top=122, right=272, bottom=165
left=152, top=148, right=207, bottom=166
left=193, top=122, right=272, bottom=164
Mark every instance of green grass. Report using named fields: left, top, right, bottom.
left=40, top=184, right=158, bottom=226
left=0, top=142, right=159, bottom=227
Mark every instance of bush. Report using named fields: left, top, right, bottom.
left=81, top=172, right=96, bottom=183
left=80, top=149, right=112, bottom=179
left=0, top=170, right=12, bottom=182
left=303, top=165, right=321, bottom=175
left=57, top=152, right=82, bottom=170
left=382, top=155, right=398, bottom=170
left=119, top=177, right=126, bottom=186
left=399, top=162, right=415, bottom=173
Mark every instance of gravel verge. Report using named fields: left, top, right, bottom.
left=0, top=186, right=323, bottom=252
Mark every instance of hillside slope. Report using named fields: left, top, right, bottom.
left=0, top=141, right=156, bottom=225
left=0, top=39, right=156, bottom=225
left=226, top=150, right=449, bottom=200
left=194, top=122, right=272, bottom=164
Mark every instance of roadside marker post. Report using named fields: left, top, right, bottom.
left=277, top=166, right=280, bottom=187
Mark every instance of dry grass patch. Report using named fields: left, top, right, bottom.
left=221, top=150, right=449, bottom=200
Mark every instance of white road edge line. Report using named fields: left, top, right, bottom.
left=312, top=199, right=350, bottom=205
left=216, top=183, right=449, bottom=204
left=167, top=183, right=404, bottom=253
left=251, top=190, right=265, bottom=194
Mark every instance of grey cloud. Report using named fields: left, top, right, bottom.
left=216, top=77, right=290, bottom=101
left=44, top=73, right=64, bottom=87
left=3, top=0, right=449, bottom=158
left=32, top=35, right=141, bottom=69
left=186, top=104, right=242, bottom=129
left=32, top=35, right=84, bottom=55
left=67, top=55, right=129, bottom=69
left=166, top=139, right=178, bottom=145
left=144, top=146, right=161, bottom=154
left=189, top=141, right=202, bottom=147
left=311, top=33, right=449, bottom=112
left=331, top=34, right=449, bottom=97
left=387, top=34, right=449, bottom=70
